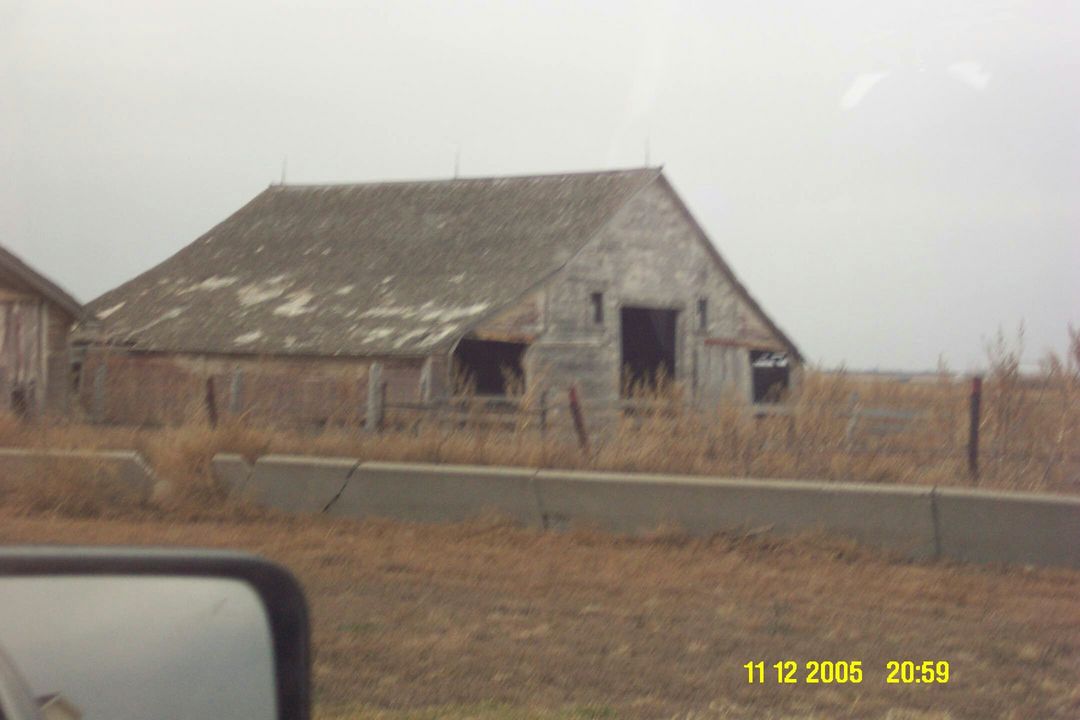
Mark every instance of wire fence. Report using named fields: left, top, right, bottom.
left=379, top=380, right=1080, bottom=495
left=75, top=346, right=1080, bottom=495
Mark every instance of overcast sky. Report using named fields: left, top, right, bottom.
left=1, top=0, right=1077, bottom=371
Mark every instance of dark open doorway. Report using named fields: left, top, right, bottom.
left=750, top=350, right=790, bottom=403
left=452, top=338, right=527, bottom=396
left=620, top=306, right=677, bottom=395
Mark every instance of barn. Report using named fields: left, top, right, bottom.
left=0, top=245, right=83, bottom=418
left=80, top=168, right=801, bottom=426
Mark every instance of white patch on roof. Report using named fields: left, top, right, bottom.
left=179, top=276, right=239, bottom=294
left=126, top=307, right=185, bottom=337
left=237, top=277, right=292, bottom=306
left=234, top=330, right=263, bottom=345
left=360, top=327, right=394, bottom=344
left=358, top=302, right=489, bottom=322
left=273, top=291, right=315, bottom=317
left=419, top=325, right=460, bottom=347
left=96, top=301, right=126, bottom=320
left=391, top=328, right=431, bottom=349
left=449, top=273, right=466, bottom=284
left=284, top=335, right=297, bottom=348
left=334, top=285, right=355, bottom=296
left=420, top=304, right=490, bottom=322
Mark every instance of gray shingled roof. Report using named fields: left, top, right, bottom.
left=0, top=245, right=84, bottom=319
left=87, top=169, right=660, bottom=356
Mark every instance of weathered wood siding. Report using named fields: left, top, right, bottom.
left=45, top=307, right=73, bottom=414
left=472, top=179, right=795, bottom=406
left=77, top=348, right=424, bottom=427
left=0, top=273, right=75, bottom=417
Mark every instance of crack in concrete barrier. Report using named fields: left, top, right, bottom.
left=929, top=485, right=942, bottom=561
left=322, top=460, right=362, bottom=513
left=234, top=462, right=254, bottom=498
left=208, top=454, right=1079, bottom=569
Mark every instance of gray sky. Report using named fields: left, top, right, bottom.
left=1, top=0, right=1077, bottom=371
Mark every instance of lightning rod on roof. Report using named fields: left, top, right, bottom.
left=280, top=157, right=287, bottom=185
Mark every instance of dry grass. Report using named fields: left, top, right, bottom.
left=1, top=511, right=1076, bottom=720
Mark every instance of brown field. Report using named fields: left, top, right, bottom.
left=1, top=507, right=1077, bottom=720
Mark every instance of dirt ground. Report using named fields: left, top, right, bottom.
left=1, top=510, right=1077, bottom=720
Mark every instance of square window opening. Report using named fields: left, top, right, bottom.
left=750, top=350, right=790, bottom=403
left=590, top=292, right=604, bottom=324
left=452, top=338, right=527, bottom=396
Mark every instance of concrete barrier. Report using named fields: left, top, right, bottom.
left=211, top=454, right=253, bottom=496
left=934, top=488, right=1080, bottom=568
left=208, top=454, right=1080, bottom=569
left=245, top=455, right=358, bottom=513
left=534, top=470, right=937, bottom=559
left=328, top=462, right=543, bottom=527
left=0, top=448, right=162, bottom=501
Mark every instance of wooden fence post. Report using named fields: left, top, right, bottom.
left=968, top=375, right=982, bottom=484
left=366, top=362, right=384, bottom=433
left=539, top=389, right=548, bottom=438
left=93, top=363, right=107, bottom=424
left=205, top=377, right=218, bottom=428
left=568, top=384, right=589, bottom=452
left=229, top=368, right=243, bottom=414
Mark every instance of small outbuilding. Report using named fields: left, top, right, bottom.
left=0, top=245, right=83, bottom=418
left=82, top=168, right=801, bottom=426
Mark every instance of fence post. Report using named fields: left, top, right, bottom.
left=568, top=384, right=589, bottom=452
left=93, top=363, right=107, bottom=424
left=205, top=377, right=218, bottom=428
left=366, top=362, right=384, bottom=433
left=539, top=389, right=548, bottom=438
left=843, top=391, right=861, bottom=448
left=229, top=368, right=243, bottom=414
left=419, top=357, right=432, bottom=402
left=968, top=375, right=982, bottom=484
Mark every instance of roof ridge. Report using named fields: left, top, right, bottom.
left=272, top=166, right=662, bottom=190
left=0, top=245, right=85, bottom=319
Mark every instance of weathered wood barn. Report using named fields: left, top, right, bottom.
left=81, top=168, right=801, bottom=426
left=0, top=245, right=83, bottom=418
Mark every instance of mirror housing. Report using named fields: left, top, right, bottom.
left=0, top=547, right=310, bottom=720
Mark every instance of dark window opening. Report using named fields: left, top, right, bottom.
left=10, top=383, right=32, bottom=420
left=71, top=361, right=83, bottom=393
left=751, top=350, right=790, bottom=403
left=620, top=306, right=677, bottom=396
left=590, top=292, right=604, bottom=324
left=452, top=338, right=527, bottom=396
left=697, top=298, right=708, bottom=331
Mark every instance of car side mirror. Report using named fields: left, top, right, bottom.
left=0, top=548, right=310, bottom=720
